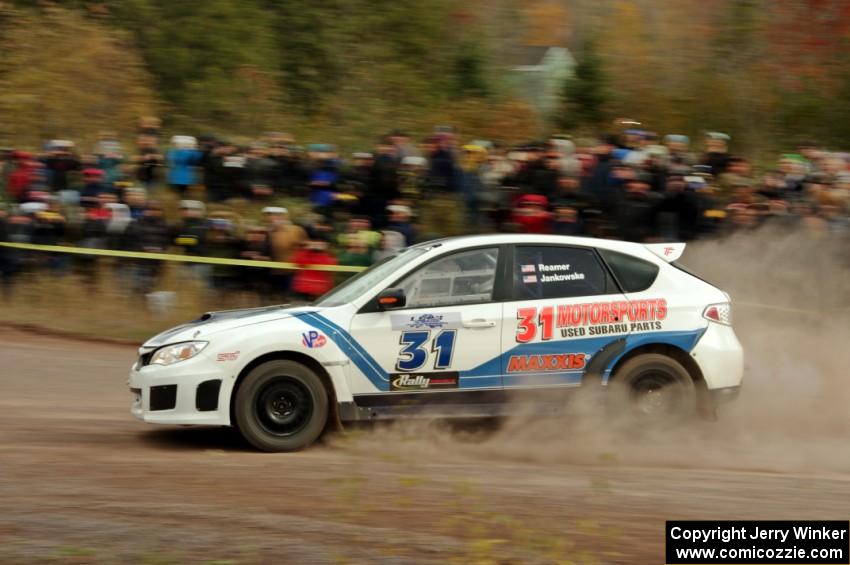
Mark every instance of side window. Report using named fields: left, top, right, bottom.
left=513, top=246, right=609, bottom=300
left=598, top=249, right=659, bottom=293
left=397, top=248, right=499, bottom=308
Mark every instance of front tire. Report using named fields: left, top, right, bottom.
left=608, top=353, right=696, bottom=422
left=234, top=360, right=329, bottom=452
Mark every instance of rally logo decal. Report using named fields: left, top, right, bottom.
left=390, top=372, right=459, bottom=391
left=302, top=330, right=327, bottom=349
left=516, top=299, right=668, bottom=342
left=507, top=353, right=587, bottom=373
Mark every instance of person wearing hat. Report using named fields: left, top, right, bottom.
left=664, top=134, right=694, bottom=169
left=389, top=130, right=420, bottom=162
left=124, top=186, right=148, bottom=220
left=384, top=203, right=415, bottom=246
left=717, top=156, right=754, bottom=203
left=263, top=206, right=307, bottom=295
left=134, top=134, right=164, bottom=190
left=7, top=151, right=37, bottom=203
left=246, top=142, right=278, bottom=200
left=238, top=222, right=275, bottom=294
left=289, top=235, right=337, bottom=302
left=398, top=155, right=427, bottom=200
left=43, top=140, right=80, bottom=193
left=615, top=171, right=663, bottom=242
left=552, top=174, right=597, bottom=236
left=701, top=132, right=732, bottom=175
left=166, top=135, right=202, bottom=195
left=124, top=200, right=169, bottom=293
left=94, top=131, right=125, bottom=187
left=337, top=232, right=373, bottom=269
left=173, top=200, right=208, bottom=257
left=79, top=167, right=107, bottom=208
left=426, top=133, right=457, bottom=194
left=340, top=152, right=372, bottom=206
left=363, top=136, right=400, bottom=227
left=655, top=174, right=700, bottom=241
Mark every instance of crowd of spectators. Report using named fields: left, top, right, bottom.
left=1, top=117, right=849, bottom=300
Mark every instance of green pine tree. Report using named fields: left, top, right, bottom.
left=558, top=40, right=607, bottom=130
left=453, top=40, right=489, bottom=98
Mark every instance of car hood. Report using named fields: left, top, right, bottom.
left=141, top=304, right=319, bottom=349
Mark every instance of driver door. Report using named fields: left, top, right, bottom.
left=348, top=247, right=504, bottom=398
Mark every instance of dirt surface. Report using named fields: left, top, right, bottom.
left=1, top=321, right=849, bottom=565
left=3, top=232, right=850, bottom=564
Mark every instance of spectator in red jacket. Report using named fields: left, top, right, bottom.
left=510, top=194, right=553, bottom=234
left=290, top=239, right=337, bottom=301
left=8, top=152, right=37, bottom=202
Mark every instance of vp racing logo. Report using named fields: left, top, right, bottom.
left=390, top=372, right=459, bottom=391
left=301, top=330, right=327, bottom=349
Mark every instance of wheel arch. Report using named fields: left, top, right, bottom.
left=608, top=343, right=705, bottom=386
left=607, top=342, right=717, bottom=418
left=230, top=350, right=342, bottom=431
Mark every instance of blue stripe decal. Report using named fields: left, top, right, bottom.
left=465, top=328, right=706, bottom=385
left=296, top=311, right=705, bottom=393
left=503, top=372, right=583, bottom=388
left=295, top=312, right=389, bottom=390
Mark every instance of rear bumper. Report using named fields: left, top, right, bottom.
left=709, top=385, right=741, bottom=405
left=691, top=322, right=744, bottom=393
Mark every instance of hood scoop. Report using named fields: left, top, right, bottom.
left=194, top=304, right=290, bottom=323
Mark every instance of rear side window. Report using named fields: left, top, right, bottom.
left=598, top=249, right=659, bottom=293
left=513, top=246, right=611, bottom=300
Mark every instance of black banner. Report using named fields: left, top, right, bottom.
left=666, top=521, right=849, bottom=564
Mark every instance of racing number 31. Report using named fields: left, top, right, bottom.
left=516, top=306, right=554, bottom=343
left=396, top=330, right=457, bottom=371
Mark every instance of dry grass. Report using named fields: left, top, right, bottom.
left=0, top=262, right=273, bottom=343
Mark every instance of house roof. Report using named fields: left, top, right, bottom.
left=510, top=45, right=558, bottom=68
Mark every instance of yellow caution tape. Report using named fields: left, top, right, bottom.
left=0, top=242, right=366, bottom=273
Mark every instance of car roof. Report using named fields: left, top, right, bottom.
left=412, top=233, right=663, bottom=259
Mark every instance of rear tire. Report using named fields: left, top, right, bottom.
left=234, top=360, right=329, bottom=452
left=608, top=353, right=696, bottom=423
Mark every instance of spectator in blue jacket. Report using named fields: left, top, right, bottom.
left=166, top=135, right=202, bottom=195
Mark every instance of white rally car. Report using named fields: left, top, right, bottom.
left=129, top=234, right=743, bottom=451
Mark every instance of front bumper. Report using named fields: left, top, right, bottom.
left=128, top=355, right=232, bottom=426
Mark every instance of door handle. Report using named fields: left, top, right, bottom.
left=463, top=319, right=496, bottom=329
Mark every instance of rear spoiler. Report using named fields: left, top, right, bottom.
left=645, top=242, right=686, bottom=262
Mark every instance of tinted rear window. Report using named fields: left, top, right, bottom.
left=513, top=246, right=612, bottom=300
left=599, top=249, right=659, bottom=293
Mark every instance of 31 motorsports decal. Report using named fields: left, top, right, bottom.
left=516, top=299, right=668, bottom=342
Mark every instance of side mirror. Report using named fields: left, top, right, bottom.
left=377, top=288, right=406, bottom=310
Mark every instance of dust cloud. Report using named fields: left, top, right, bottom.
left=335, top=228, right=850, bottom=475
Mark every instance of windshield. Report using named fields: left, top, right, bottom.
left=315, top=247, right=429, bottom=307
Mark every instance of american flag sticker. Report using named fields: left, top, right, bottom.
left=523, top=275, right=538, bottom=283
left=521, top=264, right=536, bottom=273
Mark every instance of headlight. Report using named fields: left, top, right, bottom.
left=150, top=341, right=208, bottom=366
